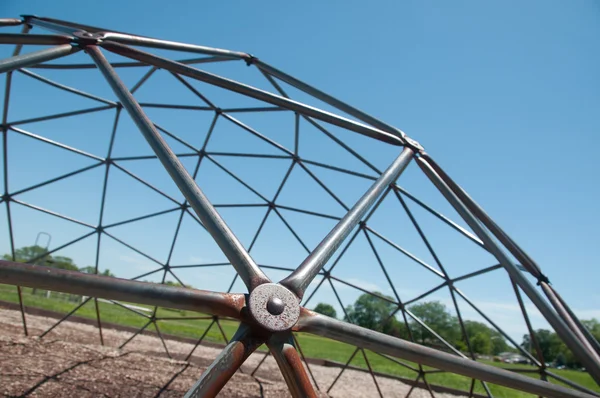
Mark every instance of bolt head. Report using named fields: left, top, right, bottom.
left=267, top=297, right=285, bottom=315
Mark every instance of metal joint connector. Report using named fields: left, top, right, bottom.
left=73, top=31, right=103, bottom=46
left=403, top=136, right=425, bottom=153
left=244, top=54, right=257, bottom=66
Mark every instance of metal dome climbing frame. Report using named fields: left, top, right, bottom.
left=0, top=15, right=599, bottom=397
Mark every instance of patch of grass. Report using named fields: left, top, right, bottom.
left=1, top=284, right=598, bottom=396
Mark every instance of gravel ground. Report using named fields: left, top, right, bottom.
left=0, top=308, right=461, bottom=397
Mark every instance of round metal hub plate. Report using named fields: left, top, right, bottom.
left=248, top=283, right=300, bottom=332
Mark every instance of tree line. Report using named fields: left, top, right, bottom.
left=522, top=322, right=600, bottom=369
left=2, top=245, right=114, bottom=277
left=314, top=292, right=600, bottom=364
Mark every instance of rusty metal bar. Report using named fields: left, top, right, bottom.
left=184, top=324, right=265, bottom=398
left=267, top=333, right=318, bottom=398
left=416, top=155, right=600, bottom=384
left=0, top=260, right=246, bottom=319
left=100, top=40, right=404, bottom=145
left=296, top=310, right=596, bottom=398
left=87, top=44, right=270, bottom=291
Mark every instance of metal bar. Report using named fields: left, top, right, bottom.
left=511, top=278, right=547, bottom=369
left=0, top=44, right=78, bottom=74
left=39, top=296, right=93, bottom=338
left=102, top=32, right=250, bottom=60
left=119, top=319, right=152, bottom=349
left=185, top=319, right=216, bottom=361
left=365, top=226, right=446, bottom=279
left=552, top=287, right=600, bottom=356
left=297, top=161, right=349, bottom=210
left=327, top=347, right=360, bottom=393
left=453, top=286, right=541, bottom=366
left=360, top=349, right=384, bottom=398
left=10, top=162, right=103, bottom=197
left=18, top=69, right=117, bottom=105
left=297, top=310, right=596, bottom=398
left=87, top=45, right=270, bottom=291
left=184, top=324, right=265, bottom=398
left=29, top=55, right=233, bottom=70
left=266, top=333, right=318, bottom=398
left=221, top=112, right=294, bottom=156
left=280, top=147, right=413, bottom=297
left=101, top=41, right=404, bottom=146
left=0, top=33, right=72, bottom=45
left=93, top=297, right=104, bottom=345
left=169, top=72, right=217, bottom=109
left=0, top=260, right=246, bottom=319
left=540, top=281, right=600, bottom=361
left=222, top=106, right=286, bottom=113
left=291, top=333, right=321, bottom=391
left=11, top=199, right=96, bottom=228
left=206, top=151, right=291, bottom=159
left=140, top=103, right=213, bottom=111
left=0, top=18, right=23, bottom=27
left=2, top=23, right=31, bottom=338
left=416, top=155, right=600, bottom=384
left=7, top=104, right=115, bottom=127
left=255, top=60, right=406, bottom=141
left=451, top=264, right=502, bottom=283
left=9, top=126, right=105, bottom=161
left=302, top=158, right=378, bottom=180
left=275, top=204, right=341, bottom=221
left=395, top=185, right=486, bottom=249
left=21, top=16, right=79, bottom=36
left=545, top=371, right=600, bottom=397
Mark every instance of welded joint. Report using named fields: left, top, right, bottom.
left=244, top=54, right=258, bottom=66
left=72, top=31, right=104, bottom=47
left=403, top=136, right=424, bottom=154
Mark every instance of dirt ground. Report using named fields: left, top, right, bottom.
left=0, top=308, right=460, bottom=397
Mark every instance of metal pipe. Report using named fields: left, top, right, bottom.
left=0, top=44, right=79, bottom=74
left=415, top=155, right=600, bottom=385
left=184, top=324, right=265, bottom=398
left=422, top=154, right=600, bottom=358
left=267, top=333, right=318, bottom=398
left=540, top=282, right=600, bottom=359
left=21, top=16, right=78, bottom=36
left=296, top=310, right=596, bottom=398
left=0, top=260, right=246, bottom=319
left=254, top=60, right=406, bottom=141
left=280, top=147, right=413, bottom=297
left=0, top=33, right=72, bottom=45
left=87, top=45, right=270, bottom=291
left=0, top=18, right=23, bottom=27
left=100, top=41, right=404, bottom=146
left=102, top=32, right=249, bottom=60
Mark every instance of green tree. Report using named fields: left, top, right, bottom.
left=3, top=245, right=51, bottom=265
left=313, top=303, right=337, bottom=318
left=344, top=292, right=398, bottom=333
left=522, top=329, right=563, bottom=363
left=408, top=301, right=460, bottom=347
left=461, top=320, right=508, bottom=355
left=47, top=256, right=79, bottom=271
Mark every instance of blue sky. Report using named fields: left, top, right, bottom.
left=0, top=0, right=599, bottom=342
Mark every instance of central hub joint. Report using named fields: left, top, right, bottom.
left=248, top=283, right=300, bottom=332
left=267, top=297, right=285, bottom=315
